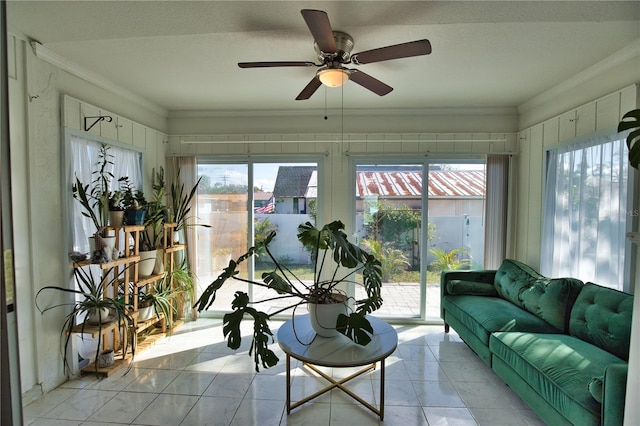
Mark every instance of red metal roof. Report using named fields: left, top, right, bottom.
left=356, top=170, right=485, bottom=198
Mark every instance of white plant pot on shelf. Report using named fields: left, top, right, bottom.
left=86, top=307, right=111, bottom=324
left=139, top=250, right=157, bottom=277
left=138, top=305, right=154, bottom=321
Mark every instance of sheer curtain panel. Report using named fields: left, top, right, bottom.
left=70, top=135, right=142, bottom=253
left=484, top=155, right=510, bottom=269
left=541, top=132, right=629, bottom=290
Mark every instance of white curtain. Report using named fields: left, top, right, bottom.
left=484, top=155, right=510, bottom=269
left=70, top=135, right=142, bottom=253
left=540, top=132, right=628, bottom=290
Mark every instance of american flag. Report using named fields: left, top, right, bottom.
left=255, top=196, right=275, bottom=214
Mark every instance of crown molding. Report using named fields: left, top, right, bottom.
left=30, top=41, right=168, bottom=118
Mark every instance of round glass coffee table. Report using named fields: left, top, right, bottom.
left=277, top=314, right=398, bottom=420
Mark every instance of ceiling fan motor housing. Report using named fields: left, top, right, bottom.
left=315, top=31, right=354, bottom=63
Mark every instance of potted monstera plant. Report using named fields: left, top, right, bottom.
left=194, top=220, right=383, bottom=372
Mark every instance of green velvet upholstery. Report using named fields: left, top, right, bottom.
left=446, top=279, right=498, bottom=296
left=491, top=331, right=625, bottom=426
left=602, top=364, right=628, bottom=426
left=440, top=260, right=632, bottom=426
left=569, top=283, right=633, bottom=361
left=493, top=259, right=583, bottom=331
left=443, top=295, right=560, bottom=346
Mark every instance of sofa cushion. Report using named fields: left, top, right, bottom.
left=490, top=332, right=625, bottom=424
left=493, top=259, right=582, bottom=331
left=569, top=282, right=633, bottom=361
left=443, top=295, right=561, bottom=346
left=446, top=279, right=498, bottom=296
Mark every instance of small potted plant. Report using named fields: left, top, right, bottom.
left=108, top=189, right=125, bottom=226
left=35, top=261, right=135, bottom=373
left=138, top=276, right=178, bottom=329
left=72, top=144, right=116, bottom=261
left=119, top=177, right=147, bottom=226
left=194, top=220, right=383, bottom=372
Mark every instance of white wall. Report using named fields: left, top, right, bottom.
left=7, top=34, right=168, bottom=402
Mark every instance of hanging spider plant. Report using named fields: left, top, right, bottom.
left=35, top=262, right=135, bottom=374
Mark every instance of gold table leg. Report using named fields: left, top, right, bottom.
left=286, top=360, right=386, bottom=420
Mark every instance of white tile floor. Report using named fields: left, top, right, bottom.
left=23, top=318, right=546, bottom=426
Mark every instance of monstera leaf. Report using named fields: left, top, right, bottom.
left=619, top=109, right=640, bottom=169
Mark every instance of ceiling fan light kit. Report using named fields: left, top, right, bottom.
left=238, top=9, right=432, bottom=100
left=317, top=68, right=350, bottom=87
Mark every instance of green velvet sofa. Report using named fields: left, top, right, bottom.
left=440, top=259, right=633, bottom=426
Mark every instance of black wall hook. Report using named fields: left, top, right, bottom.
left=84, top=115, right=113, bottom=132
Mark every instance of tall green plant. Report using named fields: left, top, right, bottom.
left=72, top=144, right=114, bottom=237
left=170, top=169, right=208, bottom=232
left=142, top=167, right=168, bottom=251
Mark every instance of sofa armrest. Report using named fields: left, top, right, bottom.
left=602, top=363, right=628, bottom=426
left=440, top=270, right=497, bottom=321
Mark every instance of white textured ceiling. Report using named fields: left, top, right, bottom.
left=7, top=1, right=640, bottom=113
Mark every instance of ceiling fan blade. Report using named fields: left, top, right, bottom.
left=301, top=9, right=337, bottom=54
left=238, top=61, right=316, bottom=68
left=351, top=39, right=432, bottom=65
left=295, top=77, right=322, bottom=100
left=349, top=70, right=393, bottom=96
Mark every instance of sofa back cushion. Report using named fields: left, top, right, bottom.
left=494, top=259, right=583, bottom=331
left=569, top=282, right=633, bottom=361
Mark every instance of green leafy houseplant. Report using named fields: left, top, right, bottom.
left=141, top=167, right=168, bottom=251
left=72, top=144, right=114, bottom=237
left=170, top=169, right=208, bottom=233
left=618, top=109, right=640, bottom=169
left=35, top=263, right=135, bottom=373
left=194, top=220, right=383, bottom=372
left=138, top=276, right=178, bottom=330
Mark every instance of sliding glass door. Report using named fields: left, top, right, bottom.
left=195, top=161, right=318, bottom=316
left=354, top=160, right=485, bottom=320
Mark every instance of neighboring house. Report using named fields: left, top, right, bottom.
left=272, top=166, right=316, bottom=214
left=355, top=165, right=486, bottom=215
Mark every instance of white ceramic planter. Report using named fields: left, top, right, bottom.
left=308, top=295, right=348, bottom=337
left=139, top=250, right=157, bottom=277
left=86, top=307, right=110, bottom=324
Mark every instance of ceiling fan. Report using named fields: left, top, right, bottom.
left=238, top=9, right=432, bottom=100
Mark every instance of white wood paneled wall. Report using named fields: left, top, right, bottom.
left=63, top=95, right=167, bottom=195
left=513, top=84, right=638, bottom=269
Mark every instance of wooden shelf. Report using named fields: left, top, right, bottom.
left=136, top=273, right=165, bottom=287
left=72, top=255, right=140, bottom=269
left=81, top=352, right=130, bottom=378
left=165, top=245, right=185, bottom=254
left=135, top=312, right=166, bottom=334
left=71, top=320, right=119, bottom=338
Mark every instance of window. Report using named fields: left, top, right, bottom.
left=541, top=132, right=630, bottom=290
left=68, top=133, right=143, bottom=253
